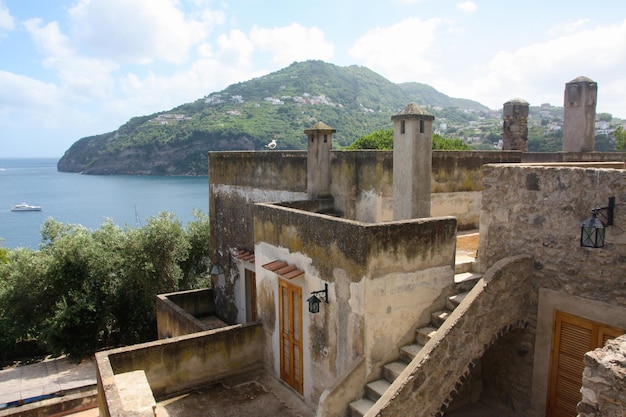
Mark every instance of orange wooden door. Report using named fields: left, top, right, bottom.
left=279, top=279, right=303, bottom=394
left=547, top=311, right=623, bottom=417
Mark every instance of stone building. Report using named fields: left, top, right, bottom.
left=96, top=85, right=626, bottom=417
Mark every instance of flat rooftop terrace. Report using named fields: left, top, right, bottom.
left=154, top=372, right=314, bottom=417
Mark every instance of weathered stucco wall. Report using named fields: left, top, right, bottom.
left=155, top=288, right=217, bottom=339
left=477, top=164, right=626, bottom=416
left=209, top=152, right=308, bottom=323
left=96, top=323, right=264, bottom=415
left=253, top=202, right=457, bottom=408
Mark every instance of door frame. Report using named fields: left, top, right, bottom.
left=278, top=278, right=304, bottom=394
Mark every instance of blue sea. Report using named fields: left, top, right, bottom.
left=0, top=158, right=209, bottom=250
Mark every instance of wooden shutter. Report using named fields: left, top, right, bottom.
left=547, top=311, right=624, bottom=417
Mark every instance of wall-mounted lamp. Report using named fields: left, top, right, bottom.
left=307, top=283, right=328, bottom=314
left=581, top=196, right=615, bottom=248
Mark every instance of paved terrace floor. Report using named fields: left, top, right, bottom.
left=154, top=372, right=315, bottom=417
left=0, top=357, right=95, bottom=407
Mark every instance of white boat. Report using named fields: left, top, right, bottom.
left=11, top=203, right=42, bottom=212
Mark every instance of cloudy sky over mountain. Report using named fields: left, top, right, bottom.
left=1, top=0, right=625, bottom=157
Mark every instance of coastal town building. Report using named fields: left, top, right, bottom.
left=95, top=77, right=626, bottom=417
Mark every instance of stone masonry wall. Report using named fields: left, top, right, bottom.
left=477, top=164, right=626, bottom=415
left=478, top=164, right=626, bottom=305
left=578, top=335, right=626, bottom=417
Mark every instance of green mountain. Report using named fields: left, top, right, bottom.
left=57, top=60, right=488, bottom=175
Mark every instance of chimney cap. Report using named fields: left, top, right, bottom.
left=568, top=76, right=595, bottom=84
left=305, top=121, right=336, bottom=134
left=391, top=102, right=434, bottom=121
left=504, top=98, right=529, bottom=106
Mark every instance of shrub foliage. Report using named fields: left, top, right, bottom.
left=0, top=211, right=211, bottom=360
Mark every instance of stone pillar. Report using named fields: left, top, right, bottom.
left=502, top=98, right=529, bottom=151
left=392, top=103, right=434, bottom=220
left=305, top=121, right=335, bottom=199
left=563, top=76, right=597, bottom=153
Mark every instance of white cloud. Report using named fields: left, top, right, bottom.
left=24, top=18, right=118, bottom=101
left=68, top=0, right=211, bottom=65
left=457, top=1, right=477, bottom=13
left=216, top=29, right=256, bottom=69
left=0, top=1, right=15, bottom=34
left=0, top=70, right=61, bottom=109
left=548, top=19, right=589, bottom=37
left=349, top=17, right=444, bottom=83
left=434, top=19, right=626, bottom=114
left=250, top=23, right=334, bottom=67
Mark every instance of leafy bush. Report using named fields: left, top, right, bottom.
left=0, top=211, right=211, bottom=360
left=346, top=129, right=471, bottom=150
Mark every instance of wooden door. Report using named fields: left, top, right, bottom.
left=547, top=311, right=624, bottom=417
left=279, top=279, right=303, bottom=394
left=245, top=269, right=257, bottom=322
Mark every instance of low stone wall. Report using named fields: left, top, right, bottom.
left=96, top=323, right=264, bottom=416
left=578, top=335, right=626, bottom=417
left=156, top=288, right=218, bottom=339
left=366, top=255, right=535, bottom=417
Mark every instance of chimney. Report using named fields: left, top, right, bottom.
left=562, top=76, right=597, bottom=152
left=305, top=122, right=335, bottom=199
left=502, top=98, right=529, bottom=151
left=392, top=103, right=434, bottom=220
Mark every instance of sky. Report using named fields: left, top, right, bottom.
left=1, top=0, right=625, bottom=158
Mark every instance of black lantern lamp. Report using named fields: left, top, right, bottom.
left=581, top=197, right=615, bottom=248
left=307, top=283, right=328, bottom=314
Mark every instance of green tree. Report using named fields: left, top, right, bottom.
left=0, top=211, right=212, bottom=360
left=346, top=129, right=394, bottom=150
left=346, top=129, right=471, bottom=150
left=432, top=133, right=471, bottom=150
left=615, top=126, right=626, bottom=151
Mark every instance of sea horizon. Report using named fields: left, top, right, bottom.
left=0, top=158, right=209, bottom=250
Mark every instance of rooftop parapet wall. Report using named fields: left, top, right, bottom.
left=156, top=289, right=221, bottom=339
left=96, top=323, right=264, bottom=416
left=208, top=151, right=307, bottom=190
left=254, top=202, right=457, bottom=281
left=209, top=150, right=524, bottom=195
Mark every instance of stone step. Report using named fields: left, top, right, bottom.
left=454, top=255, right=475, bottom=274
left=399, top=342, right=424, bottom=363
left=383, top=360, right=408, bottom=382
left=431, top=309, right=452, bottom=328
left=446, top=292, right=468, bottom=311
left=349, top=398, right=375, bottom=417
left=454, top=272, right=483, bottom=293
left=416, top=326, right=438, bottom=346
left=365, top=379, right=391, bottom=402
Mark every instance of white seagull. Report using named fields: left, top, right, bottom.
left=265, top=139, right=277, bottom=150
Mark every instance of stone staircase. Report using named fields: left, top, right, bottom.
left=348, top=258, right=482, bottom=417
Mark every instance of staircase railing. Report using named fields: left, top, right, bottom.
left=364, top=254, right=534, bottom=417
left=316, top=358, right=366, bottom=417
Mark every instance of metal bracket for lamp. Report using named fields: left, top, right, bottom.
left=307, top=283, right=328, bottom=314
left=581, top=196, right=615, bottom=248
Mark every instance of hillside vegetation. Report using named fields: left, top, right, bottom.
left=57, top=60, right=487, bottom=175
